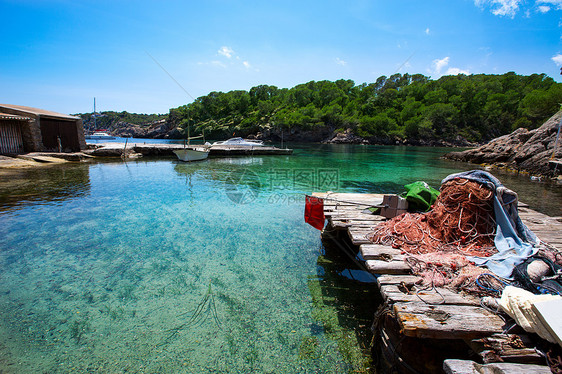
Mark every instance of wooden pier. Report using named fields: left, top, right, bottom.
left=86, top=143, right=292, bottom=158
left=313, top=192, right=562, bottom=374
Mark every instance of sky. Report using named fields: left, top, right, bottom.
left=1, top=0, right=561, bottom=115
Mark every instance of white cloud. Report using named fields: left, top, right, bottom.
left=218, top=46, right=234, bottom=58
left=474, top=0, right=523, bottom=18
left=431, top=57, right=469, bottom=76
left=476, top=0, right=562, bottom=16
left=492, top=0, right=522, bottom=17
left=537, top=0, right=562, bottom=10
left=432, top=56, right=450, bottom=74
left=445, top=67, right=470, bottom=75
left=552, top=53, right=562, bottom=66
left=209, top=46, right=255, bottom=70
left=335, top=57, right=347, bottom=66
left=425, top=28, right=430, bottom=35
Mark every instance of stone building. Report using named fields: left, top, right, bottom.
left=0, top=104, right=86, bottom=154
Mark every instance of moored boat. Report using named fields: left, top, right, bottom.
left=85, top=130, right=115, bottom=140
left=211, top=137, right=264, bottom=147
left=173, top=147, right=209, bottom=162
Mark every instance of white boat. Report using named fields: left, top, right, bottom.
left=173, top=126, right=209, bottom=162
left=212, top=137, right=264, bottom=147
left=173, top=147, right=209, bottom=162
left=85, top=130, right=115, bottom=140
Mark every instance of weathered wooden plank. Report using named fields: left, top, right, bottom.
left=394, top=303, right=505, bottom=339
left=325, top=209, right=372, bottom=216
left=469, top=333, right=546, bottom=364
left=329, top=218, right=384, bottom=225
left=325, top=209, right=374, bottom=215
left=346, top=221, right=383, bottom=226
left=366, top=259, right=411, bottom=274
left=332, top=223, right=375, bottom=231
left=377, top=274, right=421, bottom=286
left=329, top=206, right=375, bottom=212
left=350, top=237, right=372, bottom=245
left=443, top=359, right=551, bottom=374
left=324, top=204, right=369, bottom=209
left=313, top=192, right=386, bottom=204
left=343, top=223, right=378, bottom=228
left=380, top=284, right=479, bottom=306
left=348, top=228, right=373, bottom=245
left=323, top=201, right=376, bottom=206
left=360, top=244, right=403, bottom=260
left=348, top=227, right=373, bottom=233
left=327, top=214, right=385, bottom=221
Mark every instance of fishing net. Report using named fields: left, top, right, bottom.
left=369, top=178, right=500, bottom=294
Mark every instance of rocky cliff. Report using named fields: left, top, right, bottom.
left=445, top=111, right=562, bottom=178
left=112, top=119, right=182, bottom=139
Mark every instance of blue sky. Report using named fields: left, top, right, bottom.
left=1, top=0, right=561, bottom=114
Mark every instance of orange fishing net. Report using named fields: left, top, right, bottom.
left=369, top=178, right=500, bottom=293
left=370, top=179, right=497, bottom=256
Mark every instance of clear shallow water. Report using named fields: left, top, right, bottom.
left=0, top=144, right=560, bottom=373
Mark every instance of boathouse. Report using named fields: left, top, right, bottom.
left=0, top=104, right=86, bottom=154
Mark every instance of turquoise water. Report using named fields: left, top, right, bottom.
left=0, top=144, right=560, bottom=373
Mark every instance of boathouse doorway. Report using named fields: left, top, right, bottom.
left=39, top=118, right=81, bottom=152
left=0, top=118, right=25, bottom=153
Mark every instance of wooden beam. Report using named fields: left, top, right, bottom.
left=360, top=244, right=403, bottom=260
left=366, top=259, right=411, bottom=274
left=443, top=359, right=551, bottom=374
left=377, top=274, right=420, bottom=286
left=380, top=284, right=479, bottom=306
left=394, top=302, right=505, bottom=339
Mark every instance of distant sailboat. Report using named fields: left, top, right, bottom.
left=85, top=98, right=115, bottom=140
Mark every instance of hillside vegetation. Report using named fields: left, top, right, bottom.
left=168, top=72, right=562, bottom=144
left=78, top=111, right=167, bottom=131
left=76, top=73, right=562, bottom=144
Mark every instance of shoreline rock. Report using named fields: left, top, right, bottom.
left=444, top=111, right=562, bottom=178
left=321, top=128, right=476, bottom=147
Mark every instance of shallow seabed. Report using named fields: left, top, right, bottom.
left=0, top=144, right=560, bottom=373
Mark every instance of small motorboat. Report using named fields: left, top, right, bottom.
left=173, top=147, right=209, bottom=162
left=212, top=137, right=264, bottom=147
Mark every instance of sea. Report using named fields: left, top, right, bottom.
left=0, top=141, right=560, bottom=373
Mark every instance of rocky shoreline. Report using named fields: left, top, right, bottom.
left=107, top=111, right=562, bottom=175
left=444, top=110, right=562, bottom=179
left=322, top=128, right=476, bottom=147
left=111, top=120, right=476, bottom=147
